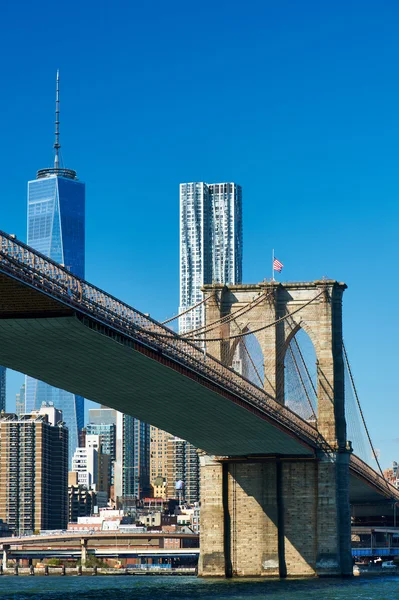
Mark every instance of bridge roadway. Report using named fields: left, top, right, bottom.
left=6, top=528, right=399, bottom=562
left=0, top=231, right=397, bottom=511
left=0, top=532, right=199, bottom=563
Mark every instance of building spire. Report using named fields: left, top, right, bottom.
left=37, top=71, right=77, bottom=180
left=54, top=70, right=60, bottom=169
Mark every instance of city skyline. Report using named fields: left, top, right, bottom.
left=1, top=0, right=399, bottom=468
left=1, top=0, right=399, bottom=584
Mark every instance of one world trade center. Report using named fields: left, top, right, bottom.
left=25, top=71, right=85, bottom=466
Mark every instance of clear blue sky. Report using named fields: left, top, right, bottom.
left=1, top=0, right=398, bottom=467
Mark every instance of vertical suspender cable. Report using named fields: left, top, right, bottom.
left=342, top=342, right=390, bottom=491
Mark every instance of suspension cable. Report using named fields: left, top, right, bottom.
left=186, top=291, right=324, bottom=342
left=162, top=294, right=213, bottom=325
left=183, top=290, right=271, bottom=337
left=284, top=310, right=318, bottom=399
left=233, top=322, right=264, bottom=388
left=342, top=341, right=390, bottom=492
left=288, top=344, right=317, bottom=420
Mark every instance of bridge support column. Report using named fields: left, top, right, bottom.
left=81, top=538, right=88, bottom=567
left=2, top=546, right=9, bottom=570
left=199, top=454, right=352, bottom=578
left=198, top=455, right=226, bottom=576
left=316, top=451, right=352, bottom=576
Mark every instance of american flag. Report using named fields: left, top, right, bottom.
left=273, top=258, right=284, bottom=273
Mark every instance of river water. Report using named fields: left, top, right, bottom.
left=0, top=575, right=398, bottom=600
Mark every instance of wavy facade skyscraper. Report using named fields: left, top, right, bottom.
left=156, top=182, right=243, bottom=503
left=25, top=72, right=85, bottom=466
left=179, top=182, right=242, bottom=333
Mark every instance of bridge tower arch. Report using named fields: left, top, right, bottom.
left=203, top=280, right=347, bottom=450
left=200, top=280, right=352, bottom=578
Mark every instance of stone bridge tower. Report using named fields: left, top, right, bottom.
left=198, top=280, right=352, bottom=578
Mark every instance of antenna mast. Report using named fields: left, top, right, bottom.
left=54, top=70, right=60, bottom=169
left=37, top=70, right=77, bottom=180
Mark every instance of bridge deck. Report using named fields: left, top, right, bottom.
left=0, top=231, right=397, bottom=503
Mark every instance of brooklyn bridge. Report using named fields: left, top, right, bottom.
left=0, top=230, right=397, bottom=578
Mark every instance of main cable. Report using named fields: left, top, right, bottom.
left=162, top=294, right=213, bottom=325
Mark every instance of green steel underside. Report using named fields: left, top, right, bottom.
left=0, top=315, right=310, bottom=456
left=0, top=314, right=395, bottom=506
left=349, top=474, right=394, bottom=506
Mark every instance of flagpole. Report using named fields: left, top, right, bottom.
left=272, top=248, right=274, bottom=281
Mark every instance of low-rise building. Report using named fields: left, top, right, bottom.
left=151, top=476, right=167, bottom=499
left=68, top=472, right=97, bottom=522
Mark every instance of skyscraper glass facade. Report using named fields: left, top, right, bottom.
left=86, top=423, right=116, bottom=459
left=115, top=413, right=151, bottom=499
left=208, top=183, right=242, bottom=286
left=26, top=172, right=85, bottom=466
left=179, top=182, right=242, bottom=333
left=15, top=383, right=25, bottom=417
left=0, top=366, right=5, bottom=412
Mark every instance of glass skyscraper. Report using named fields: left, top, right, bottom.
left=179, top=182, right=242, bottom=333
left=115, top=413, right=151, bottom=500
left=25, top=71, right=85, bottom=467
left=87, top=407, right=117, bottom=487
left=0, top=366, right=5, bottom=411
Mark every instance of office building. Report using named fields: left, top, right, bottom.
left=37, top=401, right=63, bottom=426
left=86, top=422, right=116, bottom=460
left=150, top=425, right=173, bottom=487
left=0, top=411, right=68, bottom=534
left=72, top=434, right=100, bottom=489
left=89, top=406, right=117, bottom=427
left=166, top=437, right=200, bottom=504
left=0, top=367, right=5, bottom=412
left=71, top=434, right=110, bottom=506
left=114, top=413, right=151, bottom=500
left=86, top=421, right=116, bottom=488
left=15, top=383, right=25, bottom=417
left=68, top=472, right=97, bottom=522
left=25, top=71, right=85, bottom=466
left=87, top=406, right=117, bottom=494
left=179, top=182, right=242, bottom=333
left=97, top=452, right=111, bottom=502
left=87, top=407, right=117, bottom=460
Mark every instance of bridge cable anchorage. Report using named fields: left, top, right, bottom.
left=161, top=294, right=214, bottom=325
left=182, top=290, right=272, bottom=338
left=342, top=341, right=392, bottom=495
left=182, top=291, right=325, bottom=342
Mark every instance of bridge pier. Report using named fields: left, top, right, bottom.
left=81, top=538, right=88, bottom=566
left=2, top=546, right=9, bottom=570
left=199, top=453, right=352, bottom=578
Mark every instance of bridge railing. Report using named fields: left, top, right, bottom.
left=0, top=231, right=322, bottom=447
